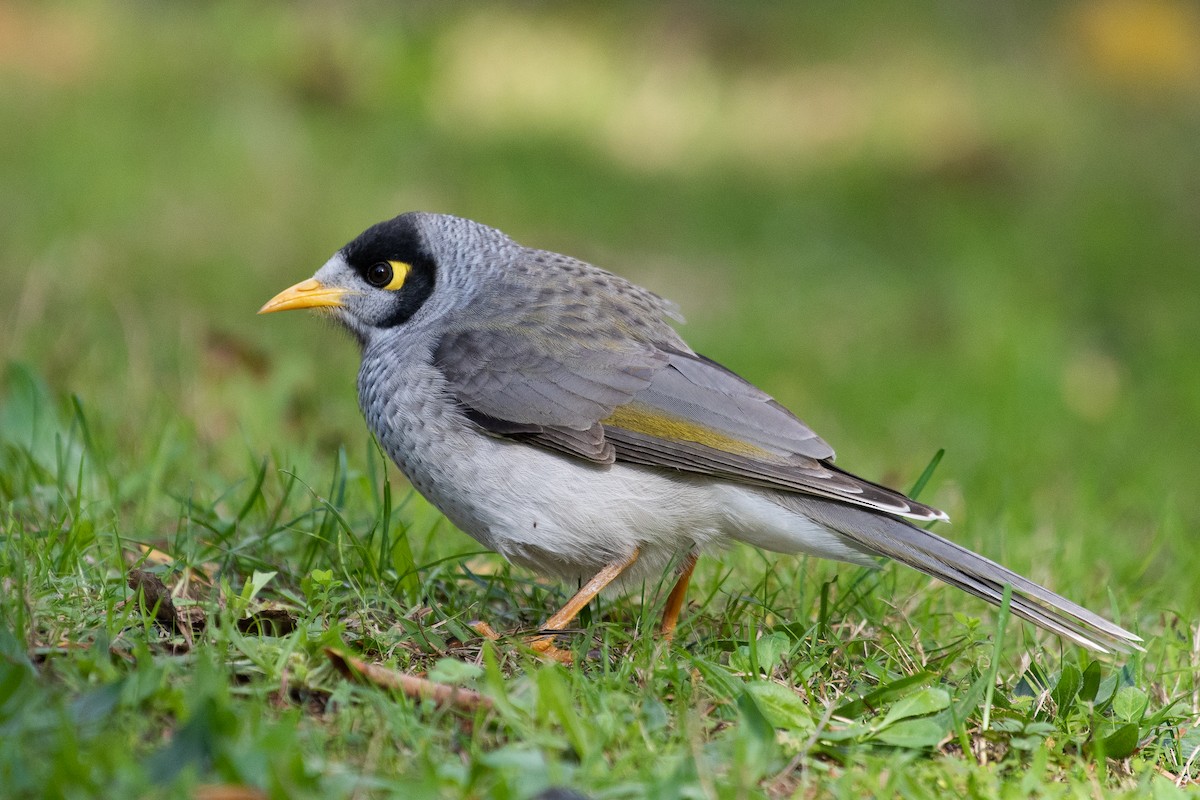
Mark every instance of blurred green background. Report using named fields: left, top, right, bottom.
left=2, top=0, right=1199, bottom=620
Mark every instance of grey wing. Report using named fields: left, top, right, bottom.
left=636, top=352, right=835, bottom=460
left=432, top=248, right=688, bottom=463
left=438, top=326, right=666, bottom=428
left=603, top=351, right=948, bottom=522
left=438, top=326, right=668, bottom=463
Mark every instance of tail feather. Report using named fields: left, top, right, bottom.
left=791, top=497, right=1143, bottom=654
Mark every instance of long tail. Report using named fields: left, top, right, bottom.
left=791, top=496, right=1143, bottom=654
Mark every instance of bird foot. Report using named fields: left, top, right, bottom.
left=528, top=636, right=575, bottom=664
left=469, top=620, right=575, bottom=663
left=469, top=620, right=502, bottom=641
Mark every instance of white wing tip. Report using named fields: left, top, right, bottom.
left=896, top=504, right=950, bottom=523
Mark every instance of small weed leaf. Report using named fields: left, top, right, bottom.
left=987, top=718, right=1056, bottom=751
left=878, top=687, right=950, bottom=729
left=235, top=571, right=276, bottom=615
left=730, top=631, right=790, bottom=676
left=1094, top=672, right=1119, bottom=708
left=1051, top=663, right=1082, bottom=719
left=744, top=681, right=814, bottom=735
left=736, top=688, right=777, bottom=746
left=301, top=569, right=337, bottom=614
left=1111, top=686, right=1149, bottom=723
left=873, top=718, right=948, bottom=749
left=1096, top=722, right=1141, bottom=760
left=833, top=671, right=938, bottom=720
left=1079, top=660, right=1102, bottom=703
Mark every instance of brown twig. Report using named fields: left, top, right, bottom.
left=324, top=648, right=493, bottom=713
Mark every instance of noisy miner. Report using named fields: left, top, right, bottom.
left=260, top=212, right=1141, bottom=659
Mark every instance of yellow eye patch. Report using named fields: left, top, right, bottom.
left=383, top=260, right=411, bottom=291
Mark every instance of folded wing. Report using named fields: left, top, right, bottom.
left=601, top=351, right=947, bottom=521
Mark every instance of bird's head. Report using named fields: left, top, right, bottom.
left=259, top=211, right=512, bottom=345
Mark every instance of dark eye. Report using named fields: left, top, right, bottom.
left=366, top=262, right=393, bottom=287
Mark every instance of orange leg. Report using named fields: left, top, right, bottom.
left=528, top=547, right=642, bottom=662
left=660, top=551, right=699, bottom=641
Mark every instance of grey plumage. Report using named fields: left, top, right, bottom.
left=260, top=211, right=1142, bottom=654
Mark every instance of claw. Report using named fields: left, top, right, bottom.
left=529, top=636, right=575, bottom=664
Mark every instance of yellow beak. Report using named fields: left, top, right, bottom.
left=258, top=278, right=349, bottom=314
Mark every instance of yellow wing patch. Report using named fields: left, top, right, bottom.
left=602, top=403, right=776, bottom=459
left=384, top=261, right=412, bottom=291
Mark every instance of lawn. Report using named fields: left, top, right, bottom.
left=2, top=3, right=1199, bottom=797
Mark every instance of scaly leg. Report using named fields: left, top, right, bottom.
left=528, top=547, right=642, bottom=662
left=659, top=551, right=699, bottom=641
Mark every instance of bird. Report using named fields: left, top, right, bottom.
left=259, top=211, right=1142, bottom=659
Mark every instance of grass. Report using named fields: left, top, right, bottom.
left=2, top=2, right=1200, bottom=797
